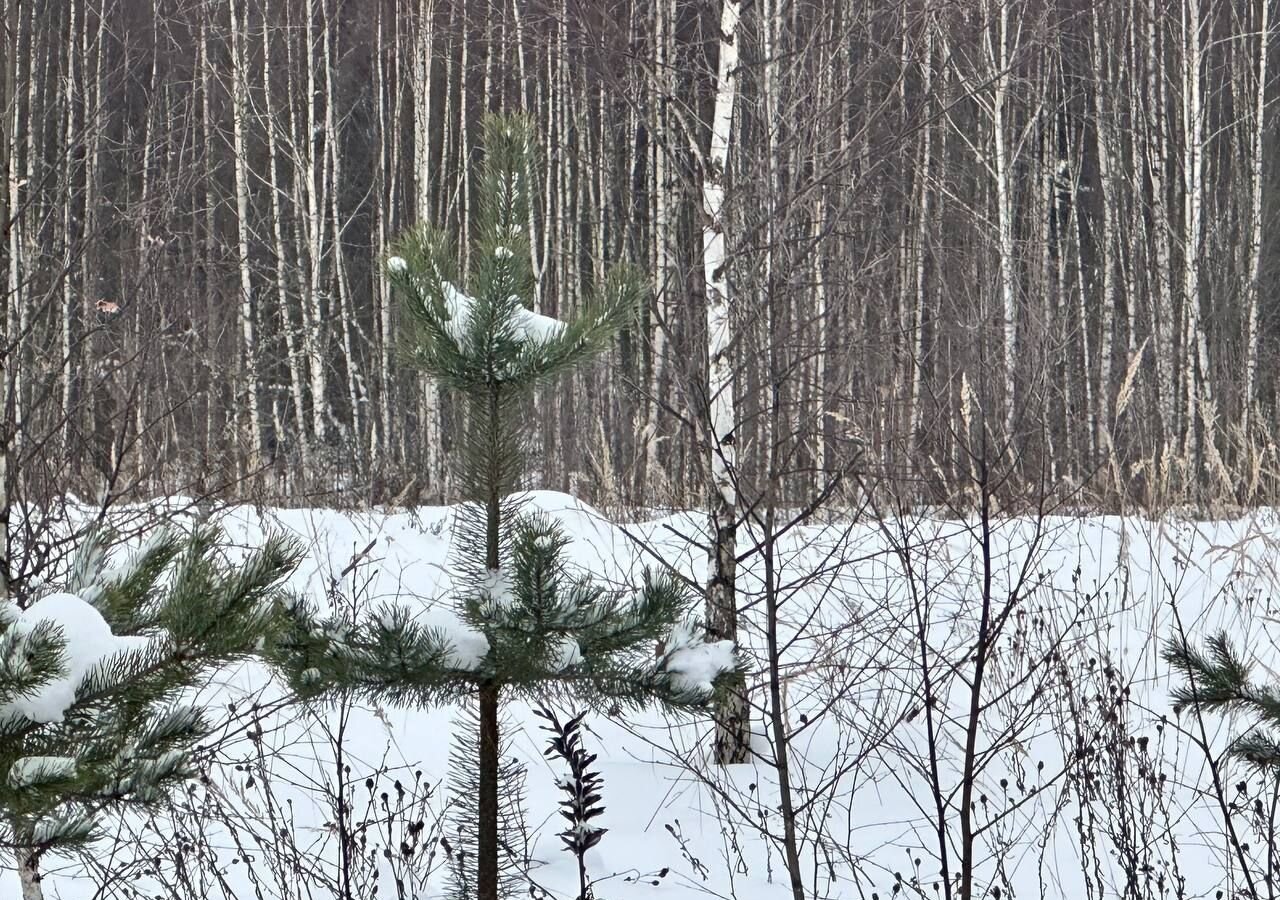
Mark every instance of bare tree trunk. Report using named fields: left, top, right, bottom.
left=643, top=0, right=674, bottom=492
left=229, top=0, right=263, bottom=474
left=1, top=20, right=42, bottom=896
left=262, top=0, right=312, bottom=474
left=1145, top=0, right=1178, bottom=448
left=322, top=0, right=364, bottom=461
left=60, top=0, right=81, bottom=451
left=986, top=0, right=1018, bottom=440
left=705, top=0, right=747, bottom=766
left=1180, top=0, right=1210, bottom=464
left=373, top=1, right=394, bottom=467
left=909, top=17, right=934, bottom=460
left=1091, top=2, right=1119, bottom=449
left=301, top=0, right=330, bottom=450
left=413, top=0, right=443, bottom=491
left=3, top=0, right=24, bottom=452
left=1242, top=0, right=1269, bottom=437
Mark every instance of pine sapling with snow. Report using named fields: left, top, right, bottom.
left=535, top=706, right=605, bottom=900
left=270, top=112, right=740, bottom=900
left=0, top=526, right=299, bottom=882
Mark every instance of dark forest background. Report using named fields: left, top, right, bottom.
left=3, top=0, right=1278, bottom=512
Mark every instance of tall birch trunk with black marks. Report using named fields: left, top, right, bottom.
left=1090, top=1, right=1119, bottom=454
left=412, top=0, right=443, bottom=493
left=229, top=0, right=263, bottom=474
left=705, top=0, right=747, bottom=766
left=1145, top=0, right=1179, bottom=449
left=1180, top=0, right=1210, bottom=466
left=1242, top=0, right=1270, bottom=439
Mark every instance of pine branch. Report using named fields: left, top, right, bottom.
left=0, top=526, right=300, bottom=855
left=1166, top=631, right=1280, bottom=769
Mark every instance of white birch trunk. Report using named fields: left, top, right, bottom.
left=704, top=0, right=746, bottom=765
left=909, top=19, right=934, bottom=455
left=4, top=0, right=23, bottom=447
left=1146, top=0, right=1178, bottom=446
left=229, top=0, right=263, bottom=472
left=987, top=0, right=1018, bottom=439
left=1091, top=3, right=1118, bottom=439
left=322, top=3, right=364, bottom=453
left=1181, top=0, right=1211, bottom=461
left=1242, top=0, right=1269, bottom=435
left=302, top=0, right=330, bottom=448
left=413, top=0, right=443, bottom=490
left=60, top=0, right=79, bottom=444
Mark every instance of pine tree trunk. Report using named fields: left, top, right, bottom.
left=476, top=383, right=502, bottom=900
left=477, top=681, right=501, bottom=900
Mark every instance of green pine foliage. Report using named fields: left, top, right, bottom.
left=1165, top=631, right=1280, bottom=768
left=269, top=112, right=740, bottom=900
left=0, top=526, right=300, bottom=856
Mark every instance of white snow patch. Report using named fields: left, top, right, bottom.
left=552, top=636, right=582, bottom=671
left=664, top=639, right=736, bottom=697
left=440, top=281, right=476, bottom=344
left=494, top=246, right=514, bottom=259
left=510, top=298, right=566, bottom=344
left=386, top=256, right=408, bottom=273
left=480, top=568, right=515, bottom=608
left=1, top=593, right=150, bottom=724
left=438, top=281, right=565, bottom=347
left=443, top=627, right=489, bottom=670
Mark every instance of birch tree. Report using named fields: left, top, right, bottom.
left=704, top=0, right=748, bottom=765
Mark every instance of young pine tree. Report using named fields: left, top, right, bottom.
left=271, top=113, right=740, bottom=900
left=0, top=526, right=300, bottom=896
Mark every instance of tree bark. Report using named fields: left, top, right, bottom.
left=229, top=0, right=263, bottom=474
left=704, top=0, right=747, bottom=766
left=1242, top=0, right=1270, bottom=437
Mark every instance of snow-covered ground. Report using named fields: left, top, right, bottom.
left=13, top=495, right=1280, bottom=899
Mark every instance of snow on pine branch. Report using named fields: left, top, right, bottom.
left=0, top=593, right=149, bottom=724
left=385, top=257, right=564, bottom=347
left=660, top=620, right=736, bottom=697
left=7, top=756, right=77, bottom=788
